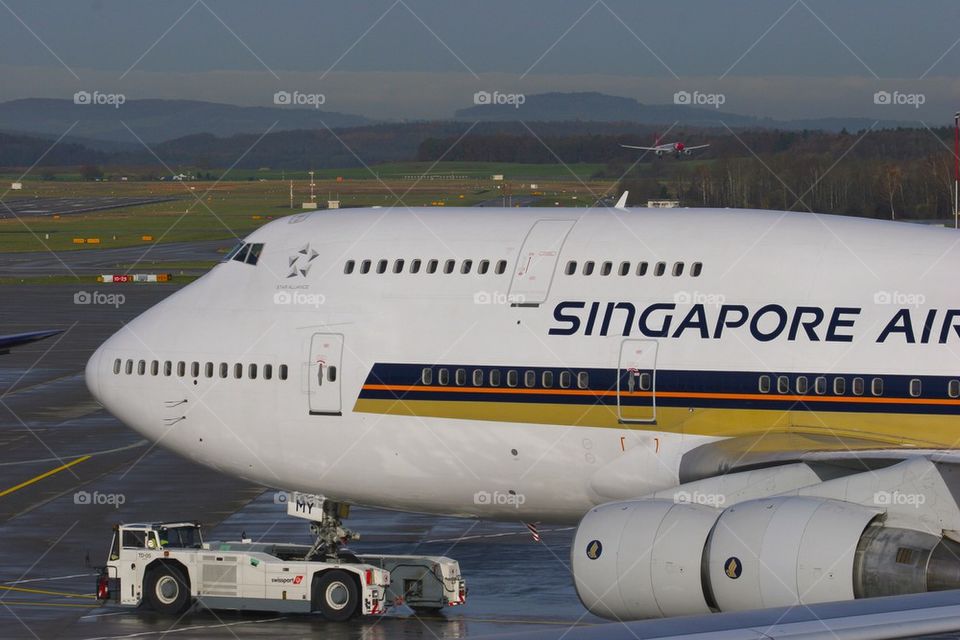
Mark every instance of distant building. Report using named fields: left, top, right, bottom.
left=647, top=199, right=680, bottom=208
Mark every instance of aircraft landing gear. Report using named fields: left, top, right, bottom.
left=304, top=500, right=359, bottom=561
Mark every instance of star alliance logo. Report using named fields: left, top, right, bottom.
left=288, top=243, right=319, bottom=278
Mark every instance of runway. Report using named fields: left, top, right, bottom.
left=0, top=283, right=600, bottom=639
left=0, top=196, right=179, bottom=220
left=0, top=240, right=227, bottom=277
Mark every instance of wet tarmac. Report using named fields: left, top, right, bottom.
left=0, top=240, right=227, bottom=277
left=0, top=283, right=601, bottom=639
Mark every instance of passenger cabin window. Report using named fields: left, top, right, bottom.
left=495, top=260, right=507, bottom=275
left=376, top=259, right=387, bottom=274
left=619, top=261, right=630, bottom=276
left=177, top=361, right=185, bottom=377
left=444, top=260, right=455, bottom=275
left=777, top=376, right=789, bottom=394
left=577, top=372, right=589, bottom=389
left=672, top=262, right=684, bottom=276
left=654, top=262, right=666, bottom=276
left=507, top=370, right=518, bottom=387
left=461, top=260, right=473, bottom=274
left=455, top=369, right=466, bottom=386
left=137, top=360, right=145, bottom=375
left=600, top=261, right=612, bottom=276
left=438, top=368, right=450, bottom=385
left=410, top=259, right=422, bottom=274
left=815, top=376, right=827, bottom=395
left=871, top=377, right=883, bottom=396
left=427, top=259, right=439, bottom=274
left=489, top=370, right=501, bottom=387
left=833, top=377, right=846, bottom=395
left=796, top=376, right=808, bottom=394
left=219, top=362, right=228, bottom=378
left=524, top=370, right=536, bottom=388
left=691, top=262, right=703, bottom=277
left=582, top=261, right=595, bottom=276
left=234, top=363, right=243, bottom=379
left=472, top=369, right=484, bottom=386
left=478, top=260, right=490, bottom=274
left=204, top=362, right=213, bottom=378
left=279, top=365, right=288, bottom=380
left=559, top=371, right=571, bottom=389
left=542, top=371, right=554, bottom=388
left=344, top=260, right=355, bottom=274
left=565, top=261, right=577, bottom=275
left=151, top=360, right=159, bottom=376
left=393, top=259, right=405, bottom=274
left=950, top=379, right=960, bottom=399
left=758, top=375, right=771, bottom=393
left=636, top=262, right=648, bottom=276
left=852, top=377, right=865, bottom=396
left=421, top=368, right=433, bottom=385
left=909, top=378, right=922, bottom=397
left=360, top=260, right=371, bottom=274
left=113, top=359, right=121, bottom=375
left=264, top=364, right=273, bottom=380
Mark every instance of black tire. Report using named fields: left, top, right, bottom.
left=314, top=570, right=359, bottom=621
left=143, top=564, right=191, bottom=615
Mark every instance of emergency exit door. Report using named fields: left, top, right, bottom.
left=617, top=339, right=658, bottom=423
left=309, top=333, right=343, bottom=416
left=507, top=219, right=575, bottom=305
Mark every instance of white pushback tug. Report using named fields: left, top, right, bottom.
left=95, top=493, right=466, bottom=620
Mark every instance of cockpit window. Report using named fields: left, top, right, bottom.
left=245, top=243, right=264, bottom=265
left=223, top=243, right=243, bottom=262
left=226, top=242, right=265, bottom=266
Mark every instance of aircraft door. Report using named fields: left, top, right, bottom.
left=617, top=339, right=657, bottom=423
left=308, top=333, right=343, bottom=416
left=507, top=219, right=575, bottom=305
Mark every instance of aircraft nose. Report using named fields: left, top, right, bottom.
left=85, top=342, right=105, bottom=404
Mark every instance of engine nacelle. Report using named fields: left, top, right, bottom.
left=573, top=496, right=960, bottom=620
left=571, top=499, right=719, bottom=619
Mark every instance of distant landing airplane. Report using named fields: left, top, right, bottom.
left=621, top=135, right=709, bottom=158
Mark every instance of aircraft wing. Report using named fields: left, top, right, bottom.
left=684, top=144, right=710, bottom=151
left=0, top=329, right=63, bottom=355
left=619, top=144, right=660, bottom=151
left=478, top=590, right=960, bottom=639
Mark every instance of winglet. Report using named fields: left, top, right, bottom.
left=614, top=191, right=629, bottom=210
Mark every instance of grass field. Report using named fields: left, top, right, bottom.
left=0, top=166, right=616, bottom=254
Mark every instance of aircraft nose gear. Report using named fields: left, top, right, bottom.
left=302, top=499, right=359, bottom=560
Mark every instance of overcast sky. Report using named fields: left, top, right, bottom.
left=2, top=0, right=959, bottom=121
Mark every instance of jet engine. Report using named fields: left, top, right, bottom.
left=572, top=496, right=960, bottom=620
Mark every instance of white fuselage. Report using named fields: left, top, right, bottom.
left=85, top=207, right=960, bottom=524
